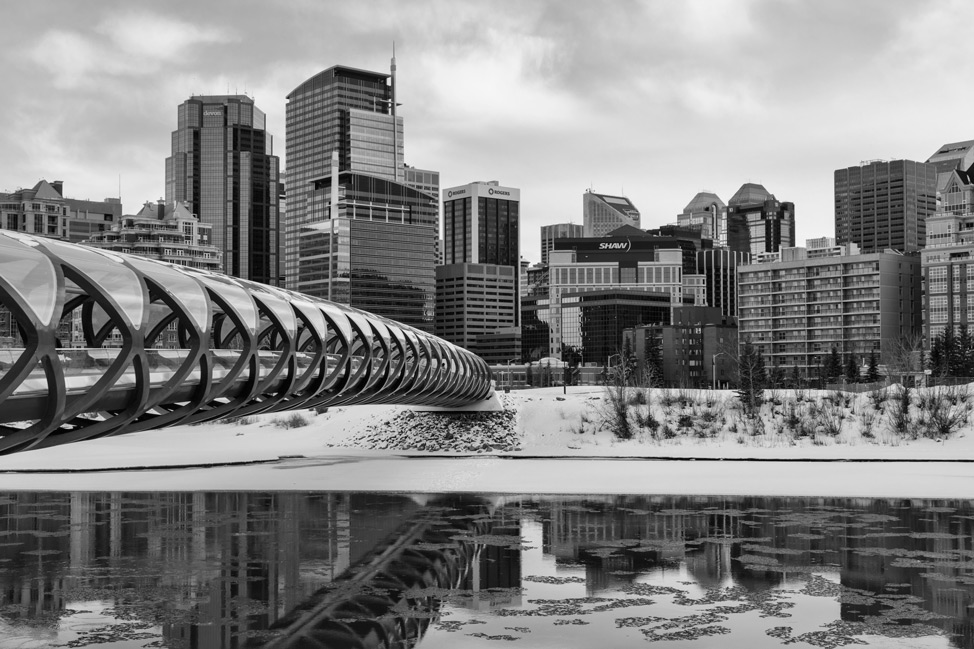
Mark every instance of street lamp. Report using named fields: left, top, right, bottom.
left=712, top=352, right=729, bottom=391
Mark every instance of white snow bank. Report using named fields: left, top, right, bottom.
left=0, top=385, right=971, bottom=482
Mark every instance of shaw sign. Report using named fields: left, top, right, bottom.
left=598, top=239, right=632, bottom=252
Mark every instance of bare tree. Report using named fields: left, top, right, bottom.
left=882, top=334, right=925, bottom=387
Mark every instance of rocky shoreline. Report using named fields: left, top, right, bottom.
left=330, top=402, right=520, bottom=453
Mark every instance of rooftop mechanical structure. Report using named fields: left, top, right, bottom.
left=0, top=232, right=492, bottom=455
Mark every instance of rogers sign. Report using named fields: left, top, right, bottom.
left=446, top=188, right=467, bottom=198
left=488, top=187, right=511, bottom=196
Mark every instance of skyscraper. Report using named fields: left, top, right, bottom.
left=442, top=181, right=520, bottom=269
left=726, top=183, right=795, bottom=256
left=437, top=181, right=521, bottom=359
left=286, top=61, right=438, bottom=330
left=165, top=95, right=281, bottom=284
left=678, top=192, right=726, bottom=246
left=582, top=190, right=640, bottom=238
left=834, top=160, right=937, bottom=253
left=540, top=223, right=583, bottom=265
left=284, top=65, right=402, bottom=288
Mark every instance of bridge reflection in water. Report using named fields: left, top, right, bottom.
left=0, top=232, right=491, bottom=454
left=0, top=494, right=970, bottom=648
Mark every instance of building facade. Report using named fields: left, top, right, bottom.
left=438, top=180, right=521, bottom=359
left=435, top=263, right=518, bottom=359
left=834, top=159, right=937, bottom=254
left=0, top=180, right=121, bottom=242
left=920, top=162, right=974, bottom=346
left=561, top=290, right=691, bottom=366
left=84, top=200, right=220, bottom=272
left=624, top=306, right=738, bottom=388
left=696, top=247, right=750, bottom=319
left=726, top=183, right=795, bottom=256
left=678, top=192, right=727, bottom=246
left=165, top=95, right=281, bottom=285
left=927, top=140, right=974, bottom=192
left=442, top=181, right=520, bottom=269
left=547, top=235, right=707, bottom=360
left=582, top=190, right=640, bottom=238
left=297, top=168, right=438, bottom=331
left=284, top=65, right=401, bottom=289
left=540, top=223, right=583, bottom=265
left=738, top=240, right=921, bottom=379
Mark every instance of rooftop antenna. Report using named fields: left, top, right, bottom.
left=391, top=41, right=400, bottom=182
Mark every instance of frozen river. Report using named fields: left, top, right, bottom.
left=0, top=489, right=969, bottom=648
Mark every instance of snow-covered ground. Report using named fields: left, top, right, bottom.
left=0, top=385, right=971, bottom=497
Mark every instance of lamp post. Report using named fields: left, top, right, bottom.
left=507, top=358, right=514, bottom=390
left=712, top=352, right=728, bottom=391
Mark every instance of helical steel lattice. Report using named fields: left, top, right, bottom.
left=0, top=232, right=492, bottom=455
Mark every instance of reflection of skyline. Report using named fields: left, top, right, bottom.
left=540, top=496, right=974, bottom=647
left=0, top=493, right=971, bottom=647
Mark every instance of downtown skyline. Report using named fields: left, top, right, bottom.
left=1, top=0, right=969, bottom=263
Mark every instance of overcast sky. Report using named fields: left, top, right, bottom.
left=2, top=0, right=969, bottom=264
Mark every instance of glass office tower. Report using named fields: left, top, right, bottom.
left=285, top=66, right=404, bottom=289
left=725, top=183, right=795, bottom=256
left=298, top=171, right=438, bottom=331
left=165, top=95, right=281, bottom=284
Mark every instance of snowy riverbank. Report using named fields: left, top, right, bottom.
left=2, top=385, right=974, bottom=472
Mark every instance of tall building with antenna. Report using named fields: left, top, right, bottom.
left=165, top=94, right=281, bottom=284
left=582, top=190, right=641, bottom=237
left=285, top=57, right=439, bottom=331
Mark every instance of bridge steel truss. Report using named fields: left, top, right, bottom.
left=0, top=232, right=492, bottom=455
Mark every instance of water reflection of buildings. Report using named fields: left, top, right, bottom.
left=0, top=492, right=424, bottom=648
left=1, top=493, right=973, bottom=648
left=540, top=495, right=974, bottom=647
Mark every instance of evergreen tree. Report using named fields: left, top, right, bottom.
left=930, top=333, right=945, bottom=376
left=866, top=351, right=880, bottom=383
left=790, top=364, right=801, bottom=389
left=844, top=353, right=859, bottom=383
left=943, top=326, right=959, bottom=377
left=826, top=347, right=842, bottom=382
left=959, top=324, right=973, bottom=377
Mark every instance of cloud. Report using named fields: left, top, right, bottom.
left=28, top=10, right=236, bottom=88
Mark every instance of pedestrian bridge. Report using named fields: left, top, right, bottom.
left=0, top=232, right=492, bottom=455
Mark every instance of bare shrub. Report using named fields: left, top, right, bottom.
left=275, top=413, right=309, bottom=429
left=223, top=415, right=255, bottom=426
left=602, top=369, right=634, bottom=440
left=635, top=409, right=659, bottom=433
left=816, top=400, right=844, bottom=437
left=659, top=392, right=680, bottom=408
left=859, top=409, right=876, bottom=439
left=886, top=385, right=912, bottom=437
left=868, top=387, right=887, bottom=412
left=915, top=385, right=971, bottom=439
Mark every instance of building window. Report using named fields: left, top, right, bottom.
left=929, top=295, right=948, bottom=323
left=928, top=266, right=947, bottom=294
